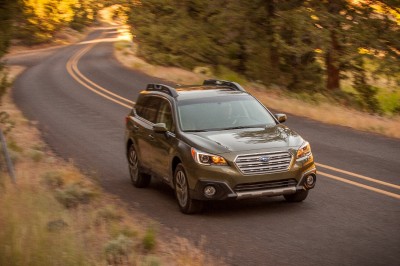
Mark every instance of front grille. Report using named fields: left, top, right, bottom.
left=235, top=151, right=292, bottom=175
left=234, top=179, right=297, bottom=192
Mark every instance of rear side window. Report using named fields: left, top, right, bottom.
left=135, top=96, right=163, bottom=123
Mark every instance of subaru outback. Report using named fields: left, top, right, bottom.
left=125, top=80, right=316, bottom=214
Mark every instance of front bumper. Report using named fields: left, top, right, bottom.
left=188, top=156, right=317, bottom=201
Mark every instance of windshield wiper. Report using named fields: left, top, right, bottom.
left=184, top=129, right=209, bottom=132
left=220, top=125, right=264, bottom=130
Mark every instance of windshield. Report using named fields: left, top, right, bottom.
left=177, top=95, right=277, bottom=132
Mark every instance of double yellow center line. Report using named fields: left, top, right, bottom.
left=65, top=33, right=400, bottom=200
left=317, top=163, right=400, bottom=200
left=66, top=34, right=134, bottom=109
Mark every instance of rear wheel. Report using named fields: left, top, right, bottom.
left=128, top=144, right=151, bottom=188
left=284, top=189, right=308, bottom=202
left=174, top=164, right=203, bottom=214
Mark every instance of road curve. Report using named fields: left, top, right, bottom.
left=9, top=27, right=400, bottom=266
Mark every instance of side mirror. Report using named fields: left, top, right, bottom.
left=153, top=123, right=168, bottom=133
left=274, top=114, right=287, bottom=123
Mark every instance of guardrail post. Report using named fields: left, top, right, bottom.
left=0, top=128, right=16, bottom=183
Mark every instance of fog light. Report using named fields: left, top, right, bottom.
left=305, top=175, right=315, bottom=188
left=204, top=185, right=217, bottom=198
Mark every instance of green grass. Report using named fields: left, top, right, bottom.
left=215, top=65, right=247, bottom=85
left=376, top=89, right=400, bottom=115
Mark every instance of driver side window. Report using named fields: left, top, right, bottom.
left=156, top=100, right=175, bottom=132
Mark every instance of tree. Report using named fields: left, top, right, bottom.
left=127, top=0, right=399, bottom=111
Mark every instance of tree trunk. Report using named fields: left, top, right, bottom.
left=326, top=28, right=341, bottom=91
left=265, top=0, right=279, bottom=80
left=326, top=51, right=340, bottom=90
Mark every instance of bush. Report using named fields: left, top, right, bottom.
left=142, top=227, right=156, bottom=252
left=97, top=205, right=123, bottom=223
left=41, top=171, right=64, bottom=189
left=104, top=234, right=134, bottom=265
left=29, top=150, right=44, bottom=162
left=55, top=183, right=97, bottom=208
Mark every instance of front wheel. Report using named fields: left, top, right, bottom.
left=284, top=189, right=308, bottom=202
left=128, top=144, right=151, bottom=188
left=174, top=164, right=203, bottom=214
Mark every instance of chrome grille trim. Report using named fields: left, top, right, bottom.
left=235, top=151, right=292, bottom=175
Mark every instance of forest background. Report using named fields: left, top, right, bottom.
left=1, top=0, right=399, bottom=116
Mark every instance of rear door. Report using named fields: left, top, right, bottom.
left=132, top=96, right=163, bottom=171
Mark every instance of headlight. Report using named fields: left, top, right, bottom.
left=297, top=142, right=312, bottom=159
left=191, top=148, right=227, bottom=166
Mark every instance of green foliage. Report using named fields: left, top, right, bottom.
left=0, top=63, right=14, bottom=138
left=142, top=227, right=156, bottom=252
left=0, top=64, right=10, bottom=103
left=215, top=65, right=247, bottom=85
left=12, top=0, right=100, bottom=44
left=0, top=0, right=17, bottom=57
left=377, top=91, right=400, bottom=115
left=127, top=0, right=400, bottom=115
left=70, top=0, right=98, bottom=31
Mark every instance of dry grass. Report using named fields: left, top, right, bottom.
left=0, top=66, right=221, bottom=266
left=114, top=39, right=400, bottom=139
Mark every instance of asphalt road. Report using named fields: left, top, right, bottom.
left=8, top=27, right=400, bottom=266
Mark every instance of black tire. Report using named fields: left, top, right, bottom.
left=128, top=144, right=151, bottom=188
left=284, top=189, right=308, bottom=202
left=174, top=164, right=203, bottom=214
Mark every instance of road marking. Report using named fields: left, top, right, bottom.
left=319, top=171, right=400, bottom=200
left=71, top=45, right=134, bottom=106
left=316, top=163, right=400, bottom=190
left=65, top=30, right=400, bottom=200
left=66, top=33, right=134, bottom=109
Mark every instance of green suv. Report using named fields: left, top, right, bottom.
left=125, top=80, right=316, bottom=214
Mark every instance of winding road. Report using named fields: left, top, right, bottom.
left=7, top=27, right=400, bottom=266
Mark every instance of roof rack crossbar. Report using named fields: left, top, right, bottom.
left=203, top=79, right=246, bottom=92
left=146, top=84, right=178, bottom=97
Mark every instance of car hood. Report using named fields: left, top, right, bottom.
left=181, top=125, right=304, bottom=154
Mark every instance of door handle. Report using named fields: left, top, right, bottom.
left=132, top=125, right=139, bottom=131
left=148, top=134, right=155, bottom=140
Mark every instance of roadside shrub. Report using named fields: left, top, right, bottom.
left=29, top=150, right=44, bottom=162
left=55, top=183, right=97, bottom=208
left=114, top=226, right=138, bottom=239
left=41, top=171, right=64, bottom=189
left=142, top=227, right=156, bottom=252
left=104, top=234, right=134, bottom=265
left=97, top=205, right=123, bottom=223
left=7, top=139, right=22, bottom=153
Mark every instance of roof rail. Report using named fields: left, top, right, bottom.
left=203, top=79, right=246, bottom=92
left=146, top=84, right=178, bottom=97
